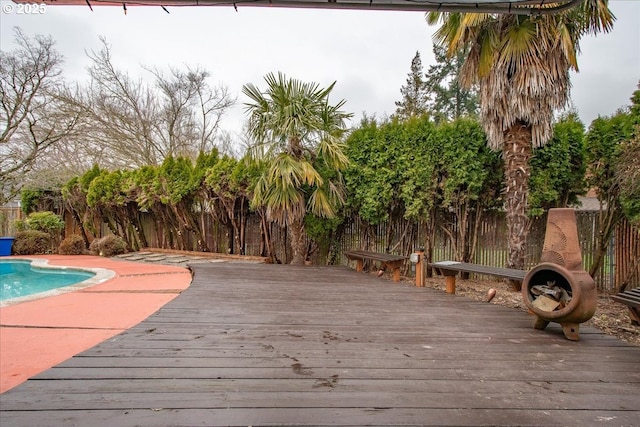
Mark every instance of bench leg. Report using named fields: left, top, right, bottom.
left=445, top=275, right=456, bottom=294
left=355, top=259, right=363, bottom=272
left=628, top=308, right=640, bottom=326
left=383, top=260, right=404, bottom=283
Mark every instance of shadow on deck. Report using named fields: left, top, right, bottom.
left=1, top=263, right=639, bottom=426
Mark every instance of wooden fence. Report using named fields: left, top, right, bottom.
left=130, top=209, right=635, bottom=291
left=2, top=204, right=638, bottom=291
left=0, top=207, right=23, bottom=236
left=328, top=211, right=630, bottom=291
left=614, top=218, right=640, bottom=290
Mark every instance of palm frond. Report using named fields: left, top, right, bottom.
left=579, top=0, right=615, bottom=35
left=498, top=19, right=540, bottom=71
left=427, top=3, right=613, bottom=150
left=270, top=154, right=303, bottom=189
left=298, top=160, right=323, bottom=186
left=477, top=28, right=498, bottom=78
left=317, top=136, right=350, bottom=170
left=242, top=72, right=351, bottom=226
left=308, top=187, right=336, bottom=218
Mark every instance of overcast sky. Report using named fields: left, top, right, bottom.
left=1, top=1, right=639, bottom=139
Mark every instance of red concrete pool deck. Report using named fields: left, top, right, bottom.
left=0, top=255, right=191, bottom=393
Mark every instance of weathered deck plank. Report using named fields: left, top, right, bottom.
left=1, top=263, right=639, bottom=427
left=4, top=377, right=635, bottom=395
left=3, top=390, right=640, bottom=411
left=2, top=408, right=640, bottom=427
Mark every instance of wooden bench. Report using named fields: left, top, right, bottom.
left=430, top=261, right=526, bottom=294
left=346, top=250, right=408, bottom=283
left=611, top=288, right=640, bottom=326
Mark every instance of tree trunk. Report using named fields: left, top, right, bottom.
left=239, top=198, right=247, bottom=255
left=227, top=221, right=234, bottom=254
left=468, top=201, right=482, bottom=264
left=69, top=208, right=91, bottom=248
left=503, top=121, right=533, bottom=291
left=589, top=200, right=622, bottom=279
left=424, top=207, right=438, bottom=278
left=257, top=210, right=276, bottom=262
left=289, top=216, right=307, bottom=265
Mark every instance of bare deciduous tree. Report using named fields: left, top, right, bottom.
left=0, top=28, right=81, bottom=204
left=78, top=38, right=234, bottom=168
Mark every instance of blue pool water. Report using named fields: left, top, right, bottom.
left=0, top=260, right=96, bottom=301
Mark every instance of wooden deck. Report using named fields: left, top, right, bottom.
left=1, top=263, right=639, bottom=426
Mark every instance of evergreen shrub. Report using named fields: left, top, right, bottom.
left=24, top=211, right=65, bottom=235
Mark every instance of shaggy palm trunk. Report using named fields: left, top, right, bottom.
left=503, top=121, right=533, bottom=291
left=289, top=216, right=307, bottom=265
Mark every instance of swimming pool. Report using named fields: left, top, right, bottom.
left=1, top=259, right=98, bottom=303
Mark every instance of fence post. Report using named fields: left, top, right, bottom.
left=415, top=247, right=424, bottom=287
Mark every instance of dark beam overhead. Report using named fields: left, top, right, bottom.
left=12, top=0, right=586, bottom=15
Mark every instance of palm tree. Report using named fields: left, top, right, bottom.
left=426, top=1, right=614, bottom=288
left=243, top=72, right=352, bottom=264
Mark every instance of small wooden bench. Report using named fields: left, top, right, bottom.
left=430, top=261, right=526, bottom=294
left=346, top=250, right=408, bottom=283
left=611, top=288, right=640, bottom=326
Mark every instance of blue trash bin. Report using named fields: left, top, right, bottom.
left=0, top=237, right=15, bottom=256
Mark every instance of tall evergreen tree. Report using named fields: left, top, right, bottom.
left=394, top=51, right=429, bottom=120
left=425, top=45, right=478, bottom=123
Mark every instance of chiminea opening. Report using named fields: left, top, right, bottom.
left=524, top=269, right=574, bottom=313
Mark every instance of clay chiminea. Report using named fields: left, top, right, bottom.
left=522, top=208, right=597, bottom=341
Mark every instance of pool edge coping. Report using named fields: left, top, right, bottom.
left=0, top=257, right=116, bottom=308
